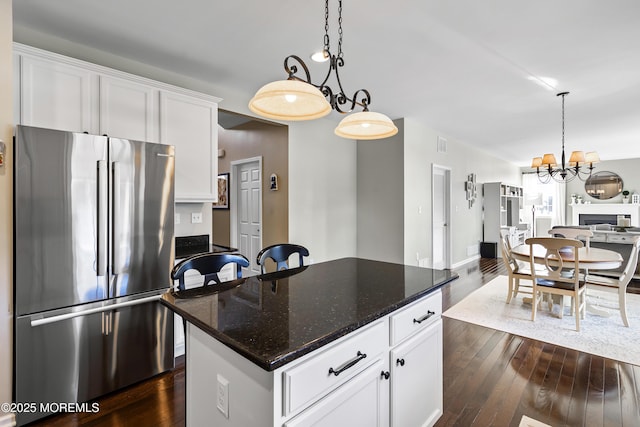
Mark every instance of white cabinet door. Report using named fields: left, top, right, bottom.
left=390, top=319, right=443, bottom=427
left=99, top=75, right=158, bottom=142
left=160, top=91, right=218, bottom=202
left=20, top=55, right=94, bottom=133
left=285, top=358, right=389, bottom=427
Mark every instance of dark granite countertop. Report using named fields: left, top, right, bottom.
left=161, top=257, right=458, bottom=371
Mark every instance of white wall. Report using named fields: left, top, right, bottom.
left=356, top=120, right=405, bottom=263
left=288, top=119, right=358, bottom=263
left=402, top=117, right=521, bottom=267
left=0, top=1, right=13, bottom=423
left=175, top=204, right=213, bottom=238
left=566, top=158, right=640, bottom=206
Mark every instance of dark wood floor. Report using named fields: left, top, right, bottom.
left=29, top=258, right=640, bottom=427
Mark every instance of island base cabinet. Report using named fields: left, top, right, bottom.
left=390, top=319, right=443, bottom=427
left=284, top=359, right=389, bottom=427
left=182, top=290, right=443, bottom=427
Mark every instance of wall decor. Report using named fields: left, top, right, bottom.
left=465, top=173, right=477, bottom=208
left=212, top=173, right=230, bottom=209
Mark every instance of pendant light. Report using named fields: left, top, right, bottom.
left=248, top=0, right=398, bottom=140
left=531, top=92, right=599, bottom=183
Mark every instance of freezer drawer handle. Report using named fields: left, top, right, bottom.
left=30, top=295, right=161, bottom=327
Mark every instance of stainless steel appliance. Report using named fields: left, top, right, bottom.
left=13, top=125, right=175, bottom=426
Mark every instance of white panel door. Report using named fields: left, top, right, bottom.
left=99, top=75, right=158, bottom=142
left=20, top=55, right=93, bottom=133
left=236, top=160, right=262, bottom=275
left=432, top=165, right=451, bottom=269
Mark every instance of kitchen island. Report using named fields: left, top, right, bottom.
left=161, top=257, right=457, bottom=427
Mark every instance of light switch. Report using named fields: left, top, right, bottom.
left=191, top=212, right=202, bottom=224
left=217, top=374, right=229, bottom=418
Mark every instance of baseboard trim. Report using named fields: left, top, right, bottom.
left=451, top=254, right=481, bottom=270
left=0, top=413, right=16, bottom=427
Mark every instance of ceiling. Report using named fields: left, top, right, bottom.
left=12, top=0, right=640, bottom=166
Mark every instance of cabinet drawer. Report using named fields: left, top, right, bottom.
left=282, top=320, right=387, bottom=417
left=591, top=233, right=607, bottom=243
left=607, top=234, right=635, bottom=244
left=390, top=290, right=441, bottom=346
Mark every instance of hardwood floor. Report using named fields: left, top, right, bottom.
left=28, top=258, right=640, bottom=427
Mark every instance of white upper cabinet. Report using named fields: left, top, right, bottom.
left=14, top=43, right=222, bottom=202
left=99, top=75, right=158, bottom=143
left=160, top=91, right=219, bottom=202
left=19, top=55, right=93, bottom=133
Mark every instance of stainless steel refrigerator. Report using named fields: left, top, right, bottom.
left=13, top=125, right=175, bottom=426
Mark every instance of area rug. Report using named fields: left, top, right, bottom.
left=442, top=275, right=640, bottom=366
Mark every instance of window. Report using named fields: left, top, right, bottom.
left=522, top=173, right=566, bottom=228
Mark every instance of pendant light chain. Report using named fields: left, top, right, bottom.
left=337, top=0, right=344, bottom=59
left=561, top=92, right=565, bottom=156
left=323, top=0, right=330, bottom=53
left=561, top=92, right=566, bottom=168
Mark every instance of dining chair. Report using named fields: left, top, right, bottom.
left=526, top=237, right=586, bottom=331
left=549, top=227, right=595, bottom=279
left=171, top=252, right=250, bottom=291
left=499, top=233, right=534, bottom=303
left=256, top=243, right=309, bottom=274
left=549, top=227, right=593, bottom=248
left=585, top=238, right=640, bottom=327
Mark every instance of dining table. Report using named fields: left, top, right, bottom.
left=510, top=242, right=624, bottom=317
left=510, top=243, right=624, bottom=270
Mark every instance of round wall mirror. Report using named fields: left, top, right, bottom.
left=585, top=171, right=623, bottom=200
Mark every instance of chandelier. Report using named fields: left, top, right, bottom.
left=530, top=92, right=599, bottom=183
left=248, top=0, right=398, bottom=140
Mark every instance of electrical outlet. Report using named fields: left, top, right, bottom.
left=191, top=212, right=202, bottom=224
left=175, top=213, right=181, bottom=224
left=216, top=374, right=229, bottom=418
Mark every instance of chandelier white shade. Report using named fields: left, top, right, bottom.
left=335, top=111, right=398, bottom=140
left=248, top=79, right=331, bottom=121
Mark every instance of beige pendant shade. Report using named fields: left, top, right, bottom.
left=248, top=79, right=332, bottom=121
left=531, top=157, right=543, bottom=168
left=334, top=111, right=398, bottom=140
left=585, top=151, right=600, bottom=164
left=568, top=150, right=585, bottom=166
left=541, top=153, right=557, bottom=166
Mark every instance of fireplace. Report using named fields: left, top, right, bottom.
left=570, top=203, right=640, bottom=226
left=579, top=213, right=630, bottom=226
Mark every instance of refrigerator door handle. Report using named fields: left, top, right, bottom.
left=97, top=160, right=108, bottom=276
left=111, top=161, right=122, bottom=275
left=30, top=295, right=161, bottom=327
